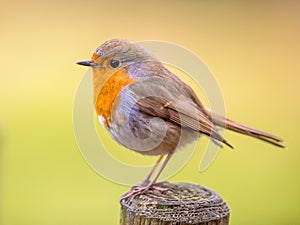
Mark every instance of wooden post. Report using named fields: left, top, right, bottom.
left=120, top=182, right=230, bottom=225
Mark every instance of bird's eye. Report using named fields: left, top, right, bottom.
left=109, top=59, right=120, bottom=68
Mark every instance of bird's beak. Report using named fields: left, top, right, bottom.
left=76, top=60, right=99, bottom=67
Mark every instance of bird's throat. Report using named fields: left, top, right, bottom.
left=94, top=68, right=134, bottom=127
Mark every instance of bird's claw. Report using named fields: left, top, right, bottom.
left=121, top=185, right=150, bottom=200
left=120, top=183, right=169, bottom=201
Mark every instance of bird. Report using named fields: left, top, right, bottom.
left=77, top=38, right=284, bottom=197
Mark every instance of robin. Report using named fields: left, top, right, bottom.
left=77, top=38, right=284, bottom=197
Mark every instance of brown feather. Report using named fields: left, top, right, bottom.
left=208, top=110, right=285, bottom=148
left=135, top=96, right=233, bottom=148
left=151, top=62, right=284, bottom=149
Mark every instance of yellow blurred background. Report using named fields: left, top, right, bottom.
left=1, top=0, right=299, bottom=224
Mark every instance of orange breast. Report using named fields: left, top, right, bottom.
left=95, top=69, right=134, bottom=127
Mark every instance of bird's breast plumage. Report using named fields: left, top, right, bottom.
left=94, top=68, right=134, bottom=127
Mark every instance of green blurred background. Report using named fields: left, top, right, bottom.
left=1, top=0, right=299, bottom=224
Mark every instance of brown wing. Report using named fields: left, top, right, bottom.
left=135, top=96, right=233, bottom=148
left=153, top=66, right=284, bottom=148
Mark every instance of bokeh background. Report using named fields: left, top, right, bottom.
left=1, top=0, right=299, bottom=224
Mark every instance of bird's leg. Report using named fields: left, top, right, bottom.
left=145, top=152, right=174, bottom=189
left=121, top=152, right=174, bottom=200
left=138, top=155, right=164, bottom=186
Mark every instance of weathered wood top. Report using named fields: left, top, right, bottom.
left=120, top=182, right=230, bottom=225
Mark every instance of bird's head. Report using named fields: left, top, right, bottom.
left=77, top=39, right=158, bottom=108
left=77, top=39, right=155, bottom=72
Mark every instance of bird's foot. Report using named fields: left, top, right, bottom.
left=120, top=182, right=169, bottom=201
left=120, top=185, right=150, bottom=200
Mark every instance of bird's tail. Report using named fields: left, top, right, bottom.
left=208, top=110, right=285, bottom=148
